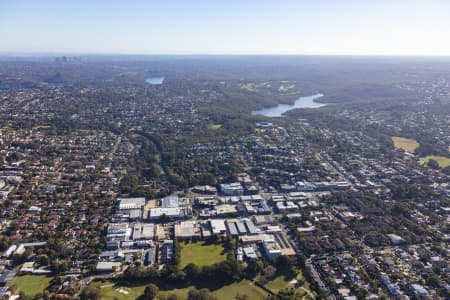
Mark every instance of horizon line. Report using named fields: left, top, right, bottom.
left=1, top=51, right=450, bottom=58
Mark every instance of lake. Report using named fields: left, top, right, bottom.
left=145, top=77, right=165, bottom=85
left=252, top=93, right=325, bottom=117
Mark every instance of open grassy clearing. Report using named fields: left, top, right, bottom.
left=278, top=84, right=295, bottom=92
left=240, top=83, right=256, bottom=91
left=161, top=279, right=268, bottom=300
left=31, top=125, right=52, bottom=131
left=94, top=281, right=192, bottom=300
left=212, top=279, right=268, bottom=300
left=12, top=275, right=52, bottom=297
left=93, top=279, right=268, bottom=300
left=79, top=129, right=100, bottom=134
left=239, top=82, right=280, bottom=92
left=263, top=271, right=315, bottom=298
left=158, top=285, right=194, bottom=299
left=92, top=281, right=145, bottom=300
left=424, top=155, right=450, bottom=168
left=264, top=274, right=296, bottom=293
left=179, top=241, right=226, bottom=269
left=392, top=136, right=419, bottom=152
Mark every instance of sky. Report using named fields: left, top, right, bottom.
left=1, top=0, right=450, bottom=56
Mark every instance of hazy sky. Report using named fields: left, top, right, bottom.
left=1, top=0, right=450, bottom=55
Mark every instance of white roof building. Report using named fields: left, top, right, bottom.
left=243, top=247, right=258, bottom=259
left=13, top=244, right=25, bottom=256
left=387, top=233, right=405, bottom=245
left=117, top=197, right=146, bottom=210
left=149, top=207, right=181, bottom=219
left=210, top=219, right=227, bottom=235
left=263, top=238, right=282, bottom=258
left=175, top=221, right=201, bottom=239
left=220, top=182, right=244, bottom=196
left=161, top=195, right=179, bottom=208
left=2, top=245, right=17, bottom=258
left=96, top=261, right=122, bottom=272
left=20, top=262, right=34, bottom=273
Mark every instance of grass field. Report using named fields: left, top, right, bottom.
left=93, top=279, right=268, bottom=300
left=239, top=82, right=275, bottom=92
left=209, top=124, right=222, bottom=130
left=392, top=136, right=419, bottom=152
left=158, top=285, right=194, bottom=299
left=263, top=271, right=314, bottom=297
left=94, top=281, right=192, bottom=300
left=12, top=275, right=52, bottom=297
left=278, top=84, right=295, bottom=92
left=92, top=281, right=145, bottom=300
left=160, top=279, right=268, bottom=300
left=213, top=279, right=268, bottom=300
left=31, top=125, right=52, bottom=131
left=79, top=129, right=99, bottom=134
left=240, top=83, right=256, bottom=91
left=424, top=155, right=450, bottom=168
left=264, top=275, right=295, bottom=293
left=179, top=241, right=226, bottom=269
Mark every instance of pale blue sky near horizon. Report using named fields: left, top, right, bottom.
left=1, top=0, right=450, bottom=55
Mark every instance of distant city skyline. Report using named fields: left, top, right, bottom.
left=1, top=0, right=450, bottom=56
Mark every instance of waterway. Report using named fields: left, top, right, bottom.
left=252, top=93, right=325, bottom=117
left=145, top=77, right=165, bottom=85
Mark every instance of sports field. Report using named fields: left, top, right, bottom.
left=12, top=275, right=52, bottom=297
left=424, top=155, right=450, bottom=168
left=392, top=136, right=419, bottom=152
left=94, top=279, right=268, bottom=300
left=179, top=241, right=226, bottom=269
left=213, top=279, right=268, bottom=300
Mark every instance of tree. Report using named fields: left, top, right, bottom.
left=0, top=237, right=10, bottom=252
left=296, top=253, right=306, bottom=268
left=172, top=240, right=181, bottom=265
left=36, top=254, right=50, bottom=267
left=354, top=287, right=368, bottom=299
left=51, top=260, right=69, bottom=274
left=442, top=166, right=450, bottom=175
left=427, top=159, right=440, bottom=169
left=187, top=288, right=217, bottom=300
left=210, top=258, right=243, bottom=282
left=262, top=265, right=277, bottom=280
left=184, top=263, right=201, bottom=281
left=80, top=285, right=101, bottom=300
left=143, top=283, right=159, bottom=299
left=245, top=259, right=263, bottom=279
left=275, top=255, right=292, bottom=274
left=222, top=236, right=236, bottom=251
left=235, top=293, right=250, bottom=300
left=47, top=276, right=64, bottom=293
left=426, top=274, right=440, bottom=288
left=18, top=291, right=31, bottom=300
left=274, top=289, right=302, bottom=300
left=159, top=213, right=170, bottom=223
